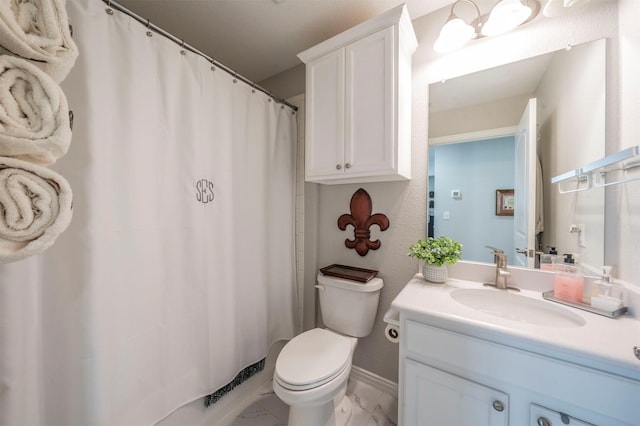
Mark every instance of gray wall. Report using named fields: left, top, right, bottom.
left=259, top=64, right=305, bottom=100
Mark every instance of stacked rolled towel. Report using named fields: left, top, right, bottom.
left=0, top=156, right=72, bottom=263
left=0, top=0, right=79, bottom=83
left=0, top=54, right=71, bottom=166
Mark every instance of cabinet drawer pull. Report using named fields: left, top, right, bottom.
left=336, top=164, right=342, bottom=170
left=345, top=162, right=351, bottom=169
left=492, top=400, right=504, bottom=412
left=536, top=417, right=551, bottom=426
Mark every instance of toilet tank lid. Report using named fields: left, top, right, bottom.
left=317, top=273, right=383, bottom=292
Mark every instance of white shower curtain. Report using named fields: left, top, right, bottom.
left=0, top=0, right=297, bottom=424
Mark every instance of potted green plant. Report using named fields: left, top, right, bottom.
left=408, top=236, right=463, bottom=283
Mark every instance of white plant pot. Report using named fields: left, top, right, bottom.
left=422, top=263, right=448, bottom=283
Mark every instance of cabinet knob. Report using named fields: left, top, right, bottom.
left=345, top=163, right=351, bottom=169
left=492, top=400, right=504, bottom=412
left=536, top=417, right=551, bottom=426
left=336, top=164, right=342, bottom=170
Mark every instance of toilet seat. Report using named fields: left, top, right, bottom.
left=275, top=328, right=353, bottom=391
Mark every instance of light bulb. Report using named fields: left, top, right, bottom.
left=543, top=0, right=592, bottom=17
left=434, top=17, right=476, bottom=53
left=481, top=0, right=532, bottom=37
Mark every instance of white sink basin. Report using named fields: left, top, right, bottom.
left=451, top=289, right=586, bottom=328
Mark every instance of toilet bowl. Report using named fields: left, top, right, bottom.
left=273, top=328, right=357, bottom=425
left=273, top=273, right=383, bottom=426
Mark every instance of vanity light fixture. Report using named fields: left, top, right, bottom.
left=434, top=0, right=541, bottom=53
left=433, top=0, right=481, bottom=53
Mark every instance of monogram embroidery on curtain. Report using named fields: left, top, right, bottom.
left=196, top=179, right=215, bottom=204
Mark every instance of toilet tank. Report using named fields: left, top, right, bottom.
left=316, top=273, right=384, bottom=338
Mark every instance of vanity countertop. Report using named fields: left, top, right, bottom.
left=392, top=275, right=640, bottom=381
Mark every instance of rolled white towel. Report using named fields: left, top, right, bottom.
left=0, top=156, right=72, bottom=263
left=0, top=54, right=71, bottom=166
left=0, top=0, right=79, bottom=82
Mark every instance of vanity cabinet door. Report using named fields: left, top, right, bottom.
left=530, top=404, right=595, bottom=426
left=404, top=359, right=509, bottom=426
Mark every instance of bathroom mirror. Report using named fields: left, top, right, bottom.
left=427, top=38, right=605, bottom=272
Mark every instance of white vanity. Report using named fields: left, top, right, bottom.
left=391, top=270, right=640, bottom=426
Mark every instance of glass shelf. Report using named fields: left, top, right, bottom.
left=542, top=291, right=628, bottom=318
left=551, top=145, right=640, bottom=193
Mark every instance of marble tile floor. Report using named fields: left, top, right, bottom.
left=229, top=377, right=398, bottom=426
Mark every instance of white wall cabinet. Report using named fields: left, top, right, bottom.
left=399, top=319, right=639, bottom=426
left=298, top=5, right=417, bottom=184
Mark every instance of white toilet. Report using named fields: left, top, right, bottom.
left=273, top=272, right=383, bottom=426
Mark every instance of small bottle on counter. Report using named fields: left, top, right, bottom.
left=591, top=266, right=624, bottom=312
left=540, top=246, right=558, bottom=270
left=553, top=254, right=584, bottom=303
left=539, top=254, right=556, bottom=270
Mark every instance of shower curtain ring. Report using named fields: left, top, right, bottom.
left=233, top=72, right=238, bottom=83
left=251, top=83, right=256, bottom=93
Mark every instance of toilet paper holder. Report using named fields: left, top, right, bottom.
left=383, top=308, right=399, bottom=327
left=383, top=309, right=400, bottom=343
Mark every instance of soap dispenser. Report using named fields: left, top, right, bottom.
left=539, top=246, right=558, bottom=271
left=553, top=254, right=584, bottom=303
left=591, top=266, right=624, bottom=311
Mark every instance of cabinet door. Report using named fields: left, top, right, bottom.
left=404, top=359, right=509, bottom=426
left=530, top=404, right=595, bottom=426
left=305, top=48, right=345, bottom=179
left=345, top=26, right=395, bottom=176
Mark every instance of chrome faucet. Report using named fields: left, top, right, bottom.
left=484, top=246, right=519, bottom=291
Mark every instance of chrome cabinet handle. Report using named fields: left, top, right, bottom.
left=537, top=417, right=551, bottom=426
left=492, top=400, right=504, bottom=412
left=336, top=164, right=342, bottom=170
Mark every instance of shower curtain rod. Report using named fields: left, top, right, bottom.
left=102, top=0, right=298, bottom=111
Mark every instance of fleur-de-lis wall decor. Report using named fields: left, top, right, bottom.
left=337, top=188, right=390, bottom=256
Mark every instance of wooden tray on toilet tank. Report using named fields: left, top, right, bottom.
left=319, top=264, right=378, bottom=283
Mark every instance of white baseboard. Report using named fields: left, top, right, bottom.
left=350, top=365, right=398, bottom=398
